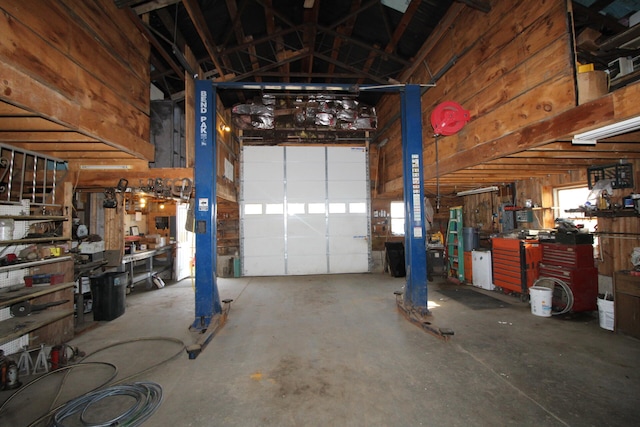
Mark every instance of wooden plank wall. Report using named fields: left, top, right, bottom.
left=218, top=199, right=239, bottom=256
left=374, top=0, right=575, bottom=190
left=0, top=0, right=152, bottom=158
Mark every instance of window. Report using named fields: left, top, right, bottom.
left=390, top=201, right=405, bottom=235
left=554, top=186, right=597, bottom=232
left=244, top=204, right=263, bottom=215
left=329, top=203, right=346, bottom=214
left=308, top=203, right=325, bottom=214
left=287, top=203, right=305, bottom=215
left=349, top=202, right=366, bottom=214
left=265, top=203, right=283, bottom=214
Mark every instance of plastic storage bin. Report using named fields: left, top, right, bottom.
left=90, top=272, right=126, bottom=321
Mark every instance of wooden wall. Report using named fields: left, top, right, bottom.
left=373, top=0, right=575, bottom=194
left=0, top=0, right=152, bottom=158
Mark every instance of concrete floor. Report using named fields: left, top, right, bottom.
left=2, top=273, right=640, bottom=426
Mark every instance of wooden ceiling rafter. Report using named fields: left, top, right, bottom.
left=182, top=0, right=226, bottom=79
left=326, top=0, right=362, bottom=81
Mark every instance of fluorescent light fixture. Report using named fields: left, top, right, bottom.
left=457, top=186, right=499, bottom=196
left=80, top=164, right=132, bottom=170
left=572, top=116, right=640, bottom=145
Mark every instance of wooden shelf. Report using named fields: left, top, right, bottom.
left=0, top=215, right=68, bottom=221
left=0, top=256, right=73, bottom=274
left=0, top=308, right=74, bottom=346
left=0, top=236, right=68, bottom=245
left=0, top=282, right=75, bottom=308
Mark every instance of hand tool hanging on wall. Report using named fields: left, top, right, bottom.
left=10, top=299, right=69, bottom=317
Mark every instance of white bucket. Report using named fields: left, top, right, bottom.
left=597, top=296, right=614, bottom=331
left=530, top=286, right=553, bottom=317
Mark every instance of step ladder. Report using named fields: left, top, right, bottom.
left=446, top=206, right=465, bottom=283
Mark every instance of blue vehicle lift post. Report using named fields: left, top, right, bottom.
left=186, top=80, right=232, bottom=359
left=393, top=84, right=453, bottom=340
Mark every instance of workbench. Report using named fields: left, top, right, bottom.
left=120, top=245, right=174, bottom=289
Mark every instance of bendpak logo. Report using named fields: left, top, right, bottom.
left=199, top=90, right=208, bottom=146
left=200, top=90, right=207, bottom=113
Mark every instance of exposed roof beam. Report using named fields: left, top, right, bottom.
left=228, top=49, right=311, bottom=82
left=454, top=0, right=491, bottom=13
left=326, top=0, right=362, bottom=81
left=133, top=0, right=180, bottom=15
left=328, top=0, right=378, bottom=31
left=399, top=2, right=465, bottom=82
left=313, top=51, right=389, bottom=84
left=384, top=0, right=422, bottom=55
left=303, top=0, right=321, bottom=81
left=182, top=0, right=226, bottom=79
left=318, top=25, right=411, bottom=66
left=125, top=8, right=184, bottom=77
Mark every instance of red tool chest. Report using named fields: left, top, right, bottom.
left=491, top=238, right=541, bottom=297
left=539, top=242, right=597, bottom=312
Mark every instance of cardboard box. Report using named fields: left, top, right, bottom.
left=577, top=70, right=608, bottom=105
left=79, top=241, right=105, bottom=254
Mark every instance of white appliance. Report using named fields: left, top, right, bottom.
left=472, top=249, right=494, bottom=290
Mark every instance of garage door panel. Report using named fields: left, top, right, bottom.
left=244, top=146, right=284, bottom=163
left=328, top=162, right=366, bottom=181
left=287, top=161, right=325, bottom=180
left=243, top=256, right=285, bottom=276
left=243, top=163, right=284, bottom=182
left=288, top=215, right=325, bottom=235
left=243, top=181, right=285, bottom=201
left=327, top=181, right=367, bottom=199
left=288, top=236, right=325, bottom=255
left=329, top=215, right=368, bottom=235
left=327, top=147, right=365, bottom=163
left=330, top=254, right=368, bottom=273
left=243, top=237, right=284, bottom=257
left=287, top=146, right=321, bottom=161
left=243, top=217, right=284, bottom=237
left=288, top=255, right=327, bottom=275
left=288, top=180, right=325, bottom=199
left=329, top=236, right=368, bottom=254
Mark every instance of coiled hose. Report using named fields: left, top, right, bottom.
left=51, top=381, right=163, bottom=427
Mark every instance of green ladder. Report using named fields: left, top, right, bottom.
left=446, top=206, right=465, bottom=282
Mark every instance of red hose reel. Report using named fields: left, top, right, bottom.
left=430, top=101, right=470, bottom=136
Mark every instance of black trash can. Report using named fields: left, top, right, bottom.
left=384, top=242, right=406, bottom=277
left=90, top=272, right=126, bottom=321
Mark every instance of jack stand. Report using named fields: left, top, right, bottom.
left=394, top=291, right=454, bottom=341
left=33, top=344, right=49, bottom=374
left=17, top=346, right=34, bottom=376
left=186, top=299, right=233, bottom=359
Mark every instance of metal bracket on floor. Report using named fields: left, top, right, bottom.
left=394, top=291, right=454, bottom=341
left=186, top=299, right=233, bottom=360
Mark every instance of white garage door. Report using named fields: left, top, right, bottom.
left=241, top=146, right=370, bottom=276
